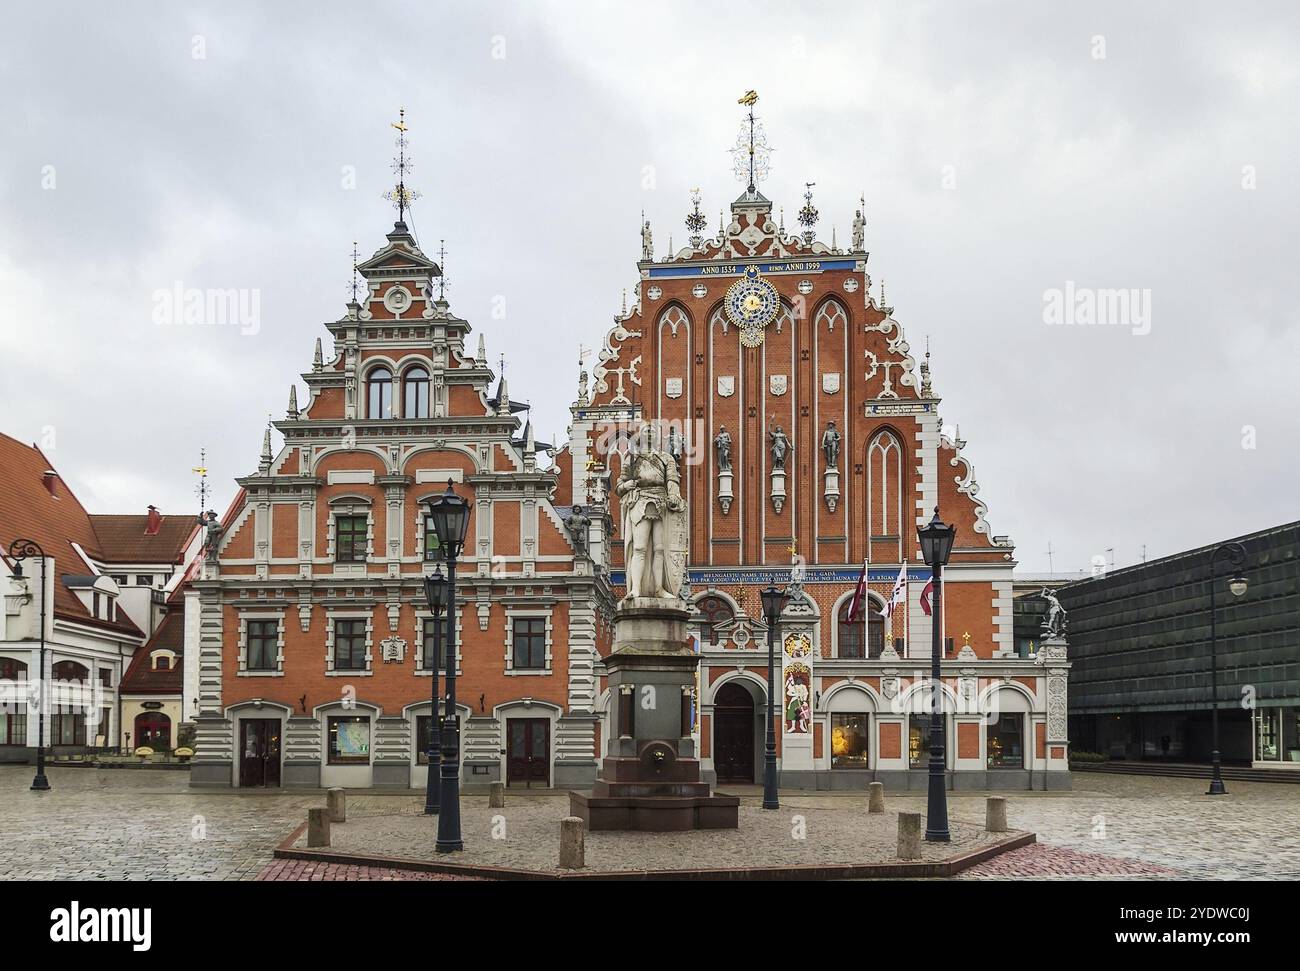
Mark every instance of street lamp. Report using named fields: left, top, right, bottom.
left=8, top=539, right=50, bottom=792
left=424, top=481, right=472, bottom=852
left=1206, top=541, right=1248, bottom=796
left=917, top=507, right=955, bottom=842
left=420, top=563, right=449, bottom=815
left=759, top=583, right=789, bottom=810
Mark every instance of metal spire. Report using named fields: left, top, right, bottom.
left=192, top=449, right=209, bottom=513
left=382, top=108, right=421, bottom=224
left=436, top=239, right=447, bottom=300
left=348, top=240, right=361, bottom=303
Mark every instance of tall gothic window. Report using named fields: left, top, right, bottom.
left=367, top=367, right=393, bottom=418
left=403, top=366, right=430, bottom=418
left=867, top=431, right=903, bottom=540
left=837, top=598, right=884, bottom=658
left=815, top=299, right=848, bottom=332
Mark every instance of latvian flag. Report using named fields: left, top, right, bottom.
left=919, top=575, right=936, bottom=616
left=845, top=559, right=869, bottom=623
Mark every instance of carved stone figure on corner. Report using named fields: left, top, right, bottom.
left=616, top=426, right=688, bottom=602
left=821, top=420, right=841, bottom=469
left=567, top=504, right=591, bottom=556
left=197, top=510, right=224, bottom=563
left=641, top=220, right=654, bottom=261
left=1040, top=586, right=1067, bottom=638
left=851, top=209, right=865, bottom=251
left=769, top=424, right=792, bottom=471
left=714, top=425, right=733, bottom=471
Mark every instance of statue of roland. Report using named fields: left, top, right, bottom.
left=617, top=424, right=688, bottom=602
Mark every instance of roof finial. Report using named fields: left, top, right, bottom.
left=797, top=182, right=819, bottom=245
left=192, top=448, right=209, bottom=513
left=382, top=108, right=421, bottom=225
left=348, top=240, right=361, bottom=304
left=476, top=332, right=486, bottom=363
left=880, top=277, right=887, bottom=308
left=259, top=421, right=273, bottom=474
left=436, top=239, right=448, bottom=301
left=733, top=90, right=766, bottom=193
left=621, top=288, right=627, bottom=316
left=312, top=337, right=323, bottom=372
left=287, top=384, right=300, bottom=420
left=685, top=188, right=707, bottom=249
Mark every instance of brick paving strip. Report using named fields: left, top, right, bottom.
left=270, top=794, right=1035, bottom=880
left=959, top=841, right=1183, bottom=879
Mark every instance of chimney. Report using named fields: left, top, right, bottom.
left=145, top=505, right=163, bottom=535
left=42, top=471, right=58, bottom=496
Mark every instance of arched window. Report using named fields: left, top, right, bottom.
left=52, top=660, right=89, bottom=682
left=867, top=431, right=903, bottom=540
left=694, top=595, right=735, bottom=645
left=0, top=658, right=28, bottom=680
left=837, top=598, right=884, bottom=659
left=403, top=366, right=430, bottom=418
left=367, top=367, right=393, bottom=419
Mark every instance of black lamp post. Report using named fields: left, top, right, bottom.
left=9, top=539, right=50, bottom=792
left=917, top=507, right=955, bottom=842
left=425, top=481, right=472, bottom=852
left=1206, top=541, right=1248, bottom=796
left=420, top=563, right=448, bottom=815
left=759, top=583, right=789, bottom=810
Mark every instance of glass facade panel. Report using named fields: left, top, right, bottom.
left=830, top=713, right=870, bottom=769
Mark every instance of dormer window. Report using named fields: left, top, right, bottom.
left=153, top=654, right=171, bottom=671
left=368, top=367, right=393, bottom=418
left=403, top=366, right=430, bottom=418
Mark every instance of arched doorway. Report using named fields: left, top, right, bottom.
left=713, top=682, right=756, bottom=783
left=134, top=712, right=171, bottom=749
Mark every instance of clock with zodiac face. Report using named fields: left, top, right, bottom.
left=725, top=265, right=780, bottom=347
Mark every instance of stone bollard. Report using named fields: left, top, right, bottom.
left=327, top=787, right=347, bottom=823
left=307, top=807, right=331, bottom=848
left=559, top=816, right=585, bottom=870
left=897, top=812, right=922, bottom=860
left=985, top=795, right=1008, bottom=833
left=489, top=781, right=506, bottom=808
left=868, top=781, right=886, bottom=814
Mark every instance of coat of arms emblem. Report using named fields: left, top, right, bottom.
left=769, top=374, right=788, bottom=397
left=822, top=372, right=841, bottom=394
left=717, top=375, right=735, bottom=398
left=665, top=377, right=683, bottom=399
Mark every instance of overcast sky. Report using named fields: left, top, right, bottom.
left=2, top=1, right=1296, bottom=575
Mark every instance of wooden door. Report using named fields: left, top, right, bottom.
left=713, top=682, right=755, bottom=783
left=239, top=719, right=281, bottom=788
left=506, top=719, right=550, bottom=787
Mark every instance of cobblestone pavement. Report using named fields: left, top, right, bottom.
left=289, top=792, right=1008, bottom=874
left=257, top=859, right=483, bottom=881
left=3, top=765, right=1295, bottom=880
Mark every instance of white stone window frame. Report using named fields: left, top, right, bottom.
left=413, top=604, right=464, bottom=677
left=325, top=610, right=374, bottom=677
left=327, top=496, right=375, bottom=571
left=504, top=607, right=553, bottom=676
left=237, top=611, right=286, bottom=677
left=149, top=648, right=180, bottom=672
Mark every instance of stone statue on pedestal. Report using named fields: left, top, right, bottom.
left=714, top=425, right=733, bottom=471
left=567, top=504, right=590, bottom=555
left=641, top=220, right=654, bottom=261
left=616, top=426, right=687, bottom=602
left=769, top=425, right=792, bottom=471
left=198, top=510, right=223, bottom=563
left=1040, top=586, right=1067, bottom=638
left=821, top=420, right=841, bottom=469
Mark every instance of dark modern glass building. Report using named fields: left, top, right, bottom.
left=1049, top=522, right=1299, bottom=769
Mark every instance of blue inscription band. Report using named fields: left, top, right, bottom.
left=646, top=258, right=858, bottom=280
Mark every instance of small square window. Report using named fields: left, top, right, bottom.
left=335, top=515, right=369, bottom=563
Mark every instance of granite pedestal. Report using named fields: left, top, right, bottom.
left=570, top=598, right=739, bottom=831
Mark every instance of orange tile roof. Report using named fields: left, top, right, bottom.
left=118, top=610, right=184, bottom=694
left=0, top=431, right=149, bottom=637
left=88, top=513, right=196, bottom=564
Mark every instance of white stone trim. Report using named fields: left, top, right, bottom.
left=325, top=610, right=374, bottom=676
left=504, top=607, right=553, bottom=675
left=236, top=610, right=285, bottom=676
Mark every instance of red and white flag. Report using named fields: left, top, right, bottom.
left=845, top=559, right=869, bottom=623
left=919, top=576, right=936, bottom=616
left=883, top=562, right=907, bottom=619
